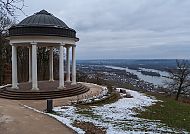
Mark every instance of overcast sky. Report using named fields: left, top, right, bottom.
left=17, top=0, right=190, bottom=59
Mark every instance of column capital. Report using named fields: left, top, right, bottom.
left=60, top=42, right=65, bottom=46
left=10, top=43, right=17, bottom=47
left=30, top=42, right=37, bottom=45
left=72, top=44, right=76, bottom=47
left=65, top=45, right=71, bottom=48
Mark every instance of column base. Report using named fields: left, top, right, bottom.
left=11, top=86, right=19, bottom=90
left=49, top=79, right=54, bottom=82
left=66, top=80, right=71, bottom=82
left=31, top=87, right=39, bottom=91
left=71, top=82, right=77, bottom=85
left=57, top=86, right=64, bottom=90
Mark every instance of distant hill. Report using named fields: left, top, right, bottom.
left=77, top=59, right=190, bottom=71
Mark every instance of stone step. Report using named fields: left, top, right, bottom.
left=0, top=89, right=89, bottom=100
left=0, top=84, right=89, bottom=100
left=0, top=86, right=86, bottom=97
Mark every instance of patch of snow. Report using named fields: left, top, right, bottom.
left=93, top=88, right=158, bottom=120
left=53, top=88, right=189, bottom=134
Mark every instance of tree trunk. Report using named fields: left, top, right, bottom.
left=175, top=83, right=182, bottom=101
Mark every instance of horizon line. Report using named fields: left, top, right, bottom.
left=76, top=58, right=190, bottom=61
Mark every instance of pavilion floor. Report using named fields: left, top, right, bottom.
left=9, top=81, right=80, bottom=91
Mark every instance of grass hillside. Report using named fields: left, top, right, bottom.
left=137, top=93, right=190, bottom=132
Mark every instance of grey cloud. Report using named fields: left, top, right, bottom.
left=17, top=0, right=190, bottom=59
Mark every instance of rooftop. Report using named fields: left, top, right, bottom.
left=9, top=10, right=77, bottom=38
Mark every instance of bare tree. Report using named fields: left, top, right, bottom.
left=0, top=0, right=25, bottom=18
left=0, top=0, right=25, bottom=85
left=166, top=60, right=190, bottom=100
left=0, top=0, right=25, bottom=33
left=0, top=15, right=12, bottom=85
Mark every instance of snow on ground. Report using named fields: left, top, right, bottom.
left=52, top=88, right=188, bottom=134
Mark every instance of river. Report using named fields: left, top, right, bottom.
left=105, top=65, right=171, bottom=86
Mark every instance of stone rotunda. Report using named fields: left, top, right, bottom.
left=0, top=10, right=89, bottom=100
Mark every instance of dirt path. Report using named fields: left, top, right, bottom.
left=0, top=99, right=75, bottom=134
left=0, top=83, right=104, bottom=134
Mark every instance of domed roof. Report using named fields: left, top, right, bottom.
left=18, top=10, right=69, bottom=28
left=9, top=10, right=77, bottom=39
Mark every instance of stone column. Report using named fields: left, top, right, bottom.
left=31, top=42, right=39, bottom=90
left=28, top=46, right=32, bottom=82
left=72, top=45, right=76, bottom=84
left=58, top=45, right=64, bottom=89
left=66, top=46, right=70, bottom=82
left=49, top=47, right=54, bottom=81
left=11, top=44, right=18, bottom=89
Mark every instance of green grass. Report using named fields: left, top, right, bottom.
left=137, top=93, right=190, bottom=132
